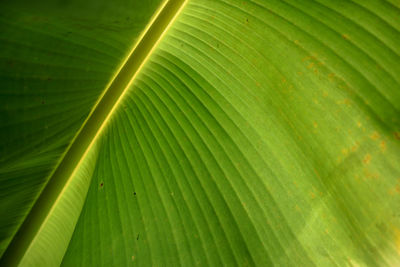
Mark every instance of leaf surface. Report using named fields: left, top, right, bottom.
left=0, top=0, right=164, bottom=259
left=2, top=0, right=400, bottom=266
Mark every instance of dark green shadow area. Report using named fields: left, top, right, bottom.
left=0, top=0, right=186, bottom=264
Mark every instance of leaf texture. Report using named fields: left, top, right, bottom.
left=2, top=0, right=400, bottom=266
left=63, top=0, right=400, bottom=266
left=0, top=0, right=164, bottom=259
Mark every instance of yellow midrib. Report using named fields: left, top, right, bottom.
left=0, top=0, right=188, bottom=265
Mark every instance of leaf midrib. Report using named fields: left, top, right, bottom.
left=0, top=0, right=187, bottom=265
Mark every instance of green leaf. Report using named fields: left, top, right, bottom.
left=18, top=142, right=99, bottom=267
left=0, top=0, right=164, bottom=260
left=2, top=0, right=400, bottom=266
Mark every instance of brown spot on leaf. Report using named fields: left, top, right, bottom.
left=370, top=131, right=380, bottom=140
left=363, top=154, right=371, bottom=164
left=380, top=141, right=386, bottom=152
left=351, top=142, right=359, bottom=152
left=314, top=168, right=321, bottom=179
left=364, top=169, right=379, bottom=179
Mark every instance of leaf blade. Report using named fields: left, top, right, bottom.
left=63, top=0, right=400, bottom=265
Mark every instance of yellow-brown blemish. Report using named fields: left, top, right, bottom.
left=341, top=148, right=349, bottom=156
left=297, top=71, right=303, bottom=76
left=314, top=168, right=321, bottom=179
left=294, top=40, right=300, bottom=45
left=379, top=141, right=386, bottom=152
left=362, top=167, right=379, bottom=181
left=370, top=131, right=380, bottom=140
left=336, top=98, right=351, bottom=106
left=307, top=62, right=315, bottom=69
left=394, top=132, right=400, bottom=140
left=351, top=142, right=359, bottom=152
left=342, top=34, right=350, bottom=40
left=313, top=121, right=318, bottom=128
left=364, top=170, right=379, bottom=179
left=356, top=121, right=362, bottom=128
left=328, top=73, right=335, bottom=81
left=389, top=181, right=400, bottom=195
left=363, top=154, right=371, bottom=164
